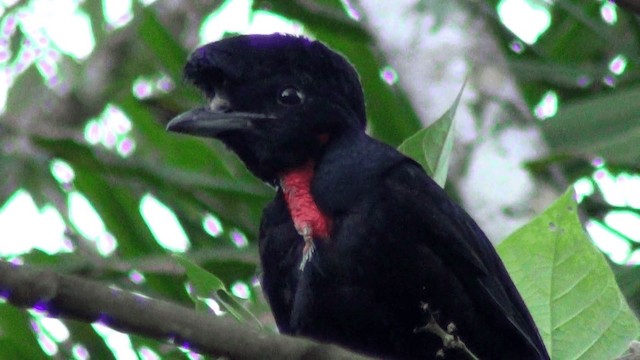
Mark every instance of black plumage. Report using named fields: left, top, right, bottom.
left=167, top=33, right=549, bottom=360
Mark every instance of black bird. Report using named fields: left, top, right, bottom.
left=167, top=34, right=549, bottom=360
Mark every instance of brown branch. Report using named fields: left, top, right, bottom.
left=0, top=260, right=370, bottom=360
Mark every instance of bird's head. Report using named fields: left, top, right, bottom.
left=167, top=33, right=366, bottom=183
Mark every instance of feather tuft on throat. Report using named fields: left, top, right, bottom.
left=280, top=161, right=332, bottom=269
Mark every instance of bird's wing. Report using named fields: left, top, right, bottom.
left=382, top=160, right=548, bottom=359
left=258, top=196, right=301, bottom=334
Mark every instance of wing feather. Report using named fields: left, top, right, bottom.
left=382, top=160, right=549, bottom=359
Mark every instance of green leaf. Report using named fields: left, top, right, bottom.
left=397, top=81, right=465, bottom=187
left=175, top=254, right=225, bottom=291
left=138, top=7, right=188, bottom=81
left=4, top=67, right=45, bottom=116
left=0, top=154, right=21, bottom=207
left=0, top=305, right=48, bottom=360
left=138, top=7, right=187, bottom=80
left=508, top=59, right=600, bottom=88
left=117, top=96, right=237, bottom=178
left=498, top=189, right=640, bottom=359
left=540, top=84, right=640, bottom=166
left=610, top=262, right=640, bottom=318
left=0, top=155, right=57, bottom=209
left=173, top=255, right=261, bottom=327
left=129, top=333, right=190, bottom=359
left=64, top=321, right=116, bottom=360
left=72, top=168, right=162, bottom=258
left=252, top=0, right=370, bottom=43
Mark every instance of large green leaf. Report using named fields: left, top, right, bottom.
left=398, top=81, right=464, bottom=187
left=498, top=189, right=640, bottom=359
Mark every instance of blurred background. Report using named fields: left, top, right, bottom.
left=0, top=0, right=638, bottom=358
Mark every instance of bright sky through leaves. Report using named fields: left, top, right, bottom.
left=534, top=90, right=559, bottom=120
left=497, top=0, right=551, bottom=44
left=0, top=0, right=639, bottom=356
left=139, top=194, right=190, bottom=253
left=198, top=0, right=303, bottom=44
left=600, top=1, right=618, bottom=24
left=0, top=190, right=69, bottom=256
left=92, top=323, right=138, bottom=360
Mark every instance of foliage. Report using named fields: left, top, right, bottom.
left=398, top=80, right=464, bottom=187
left=480, top=0, right=640, bottom=228
left=0, top=0, right=639, bottom=359
left=399, top=81, right=639, bottom=359
left=498, top=190, right=640, bottom=359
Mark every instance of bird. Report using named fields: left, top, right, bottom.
left=167, top=33, right=549, bottom=360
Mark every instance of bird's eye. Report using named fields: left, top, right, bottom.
left=278, top=86, right=304, bottom=106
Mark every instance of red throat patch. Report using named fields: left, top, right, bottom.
left=280, top=161, right=333, bottom=240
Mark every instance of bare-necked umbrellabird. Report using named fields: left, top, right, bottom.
left=167, top=33, right=549, bottom=360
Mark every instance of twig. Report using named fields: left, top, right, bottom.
left=414, top=303, right=480, bottom=360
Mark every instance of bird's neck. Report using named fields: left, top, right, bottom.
left=280, top=161, right=332, bottom=239
left=311, top=130, right=407, bottom=214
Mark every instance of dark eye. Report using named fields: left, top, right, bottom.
left=278, top=86, right=304, bottom=106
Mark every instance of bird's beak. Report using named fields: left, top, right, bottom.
left=166, top=107, right=274, bottom=138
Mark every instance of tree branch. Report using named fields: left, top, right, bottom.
left=0, top=260, right=370, bottom=360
